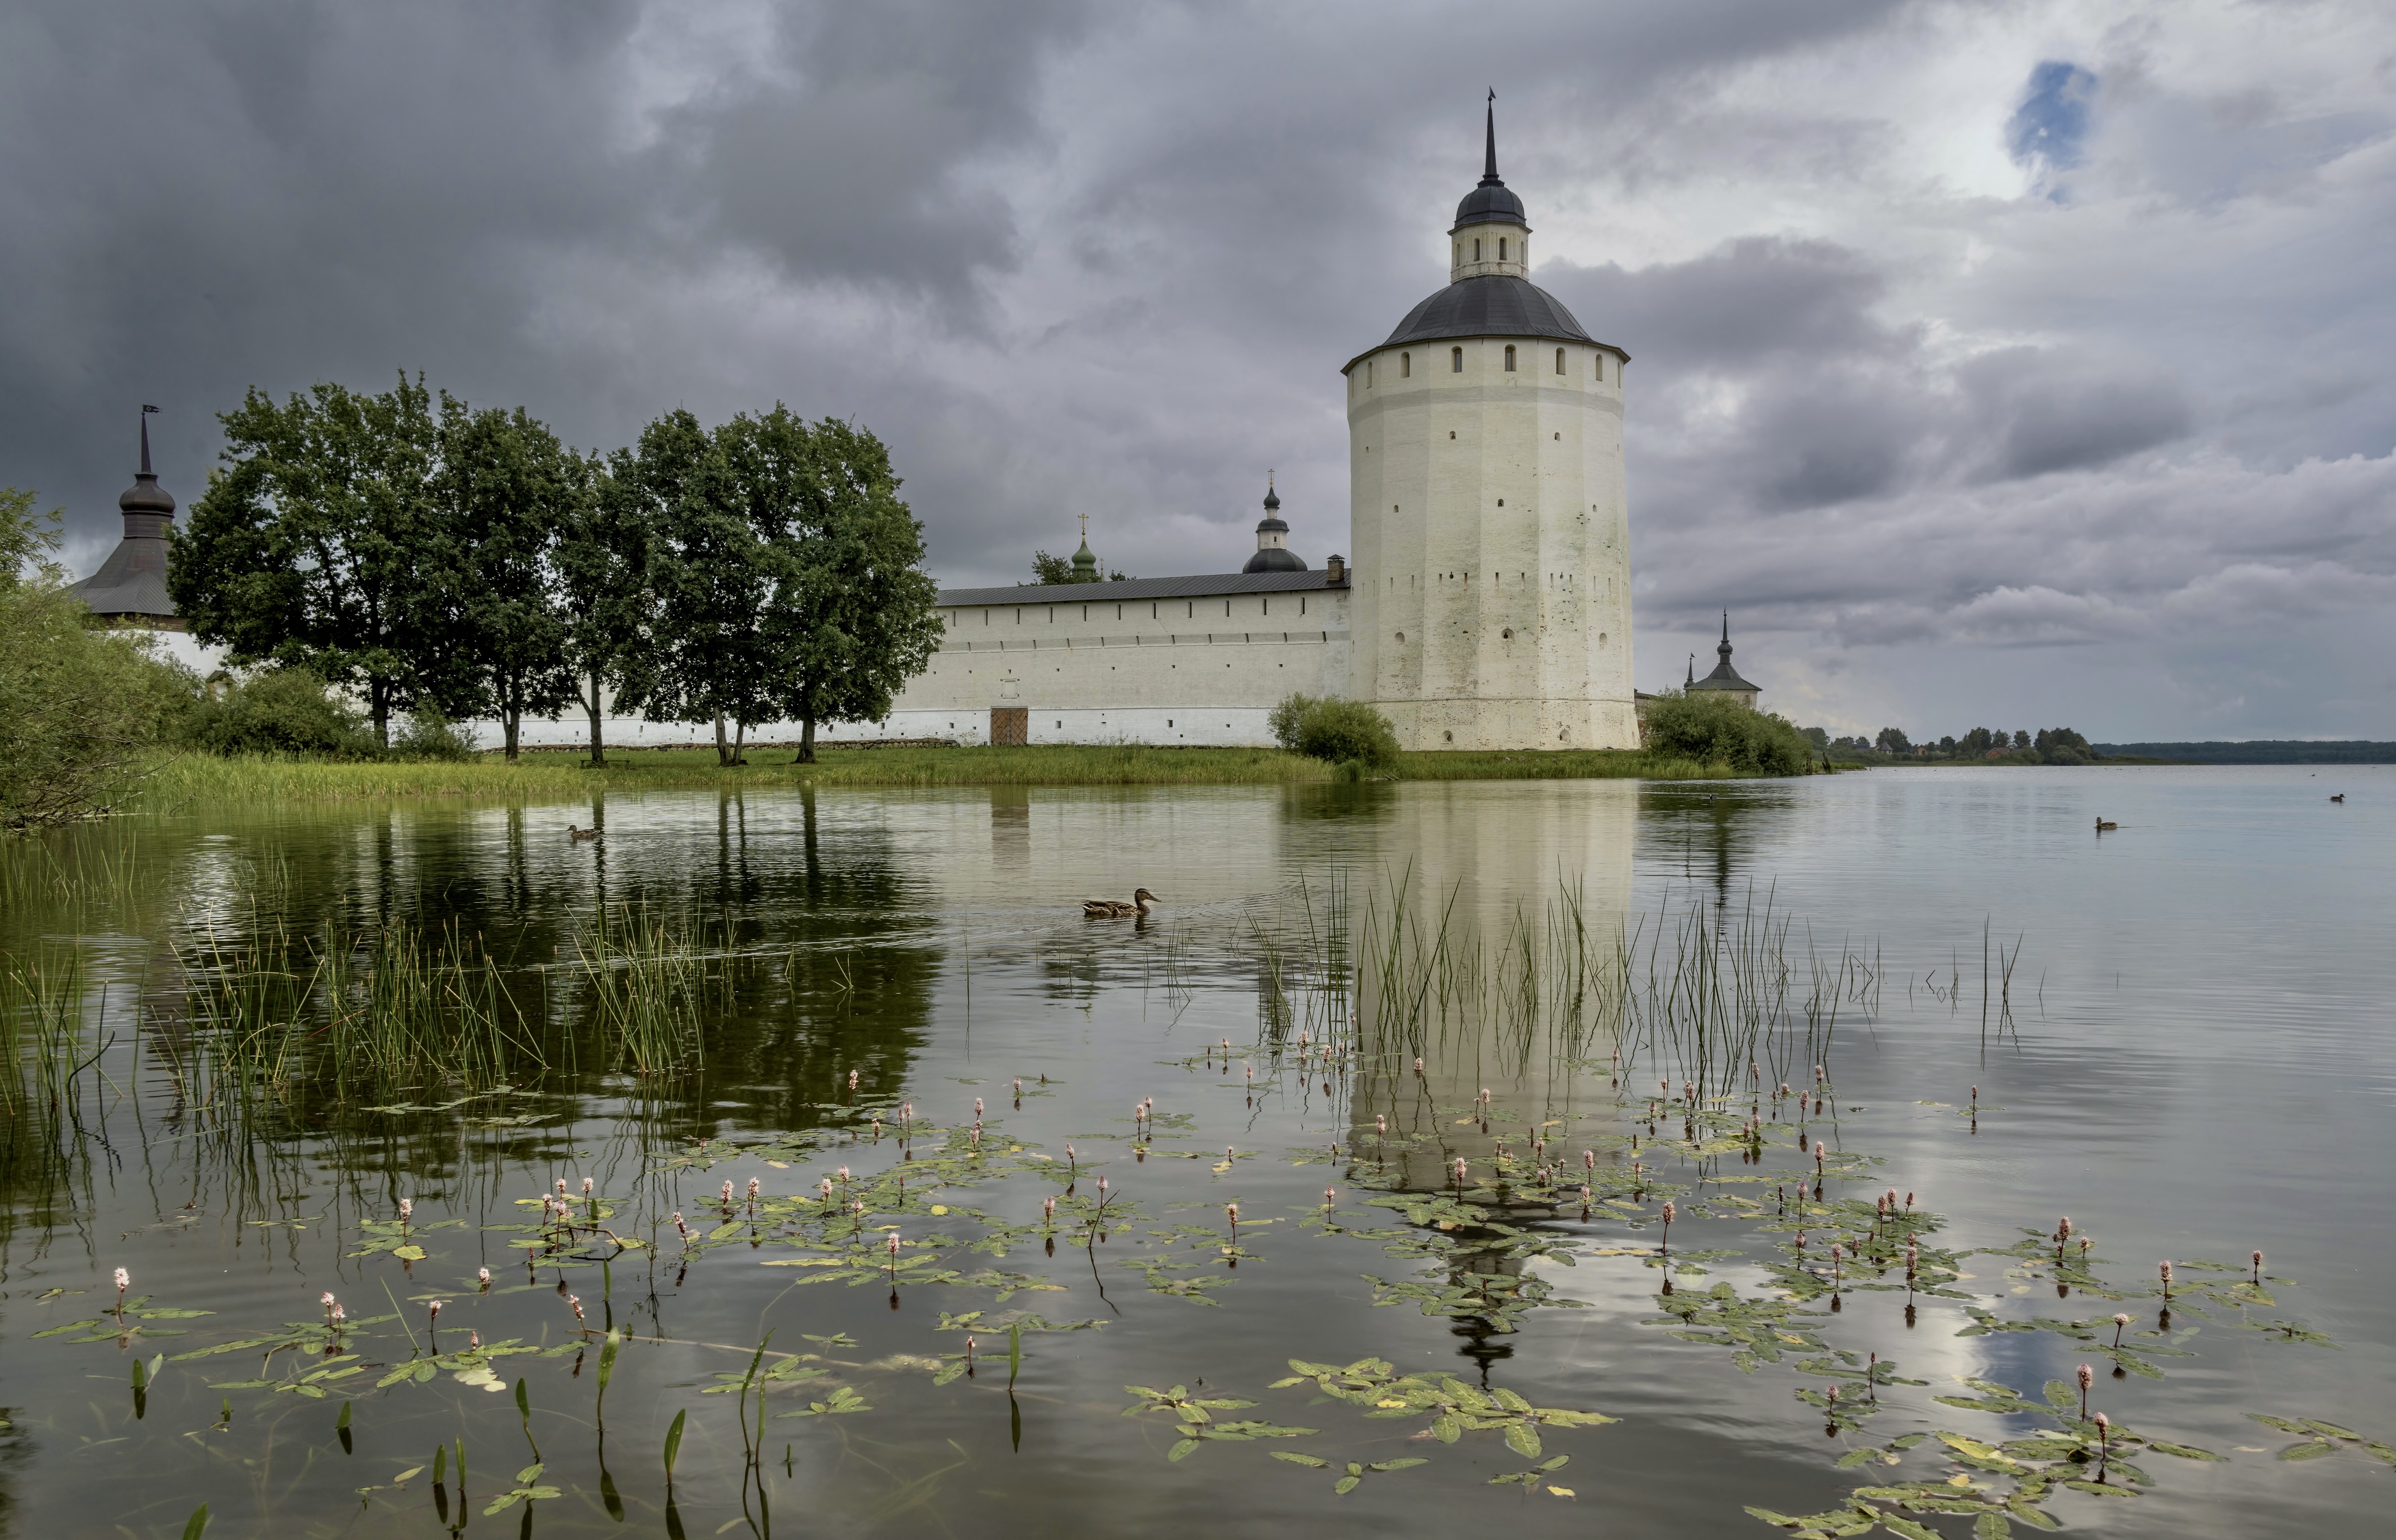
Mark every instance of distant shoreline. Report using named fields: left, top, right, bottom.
left=124, top=744, right=1770, bottom=808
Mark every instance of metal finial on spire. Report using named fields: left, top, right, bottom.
left=140, top=404, right=159, bottom=475
left=1481, top=90, right=1500, bottom=184
left=1720, top=611, right=1734, bottom=660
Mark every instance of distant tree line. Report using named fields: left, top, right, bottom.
left=2091, top=741, right=2396, bottom=765
left=166, top=374, right=943, bottom=765
left=1801, top=724, right=2100, bottom=766
left=1025, top=550, right=1130, bottom=585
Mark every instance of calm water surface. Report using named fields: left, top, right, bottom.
left=1, top=765, right=2391, bottom=1538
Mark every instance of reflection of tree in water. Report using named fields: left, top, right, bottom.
left=79, top=790, right=949, bottom=1197
left=1640, top=784, right=1795, bottom=909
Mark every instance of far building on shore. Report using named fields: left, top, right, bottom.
left=1684, top=613, right=1760, bottom=709
left=68, top=410, right=222, bottom=676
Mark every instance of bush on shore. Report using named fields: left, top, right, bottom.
left=1269, top=694, right=1401, bottom=771
left=179, top=668, right=381, bottom=759
left=1641, top=690, right=1815, bottom=775
left=1, top=487, right=196, bottom=831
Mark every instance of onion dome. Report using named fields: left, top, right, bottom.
left=1243, top=473, right=1306, bottom=574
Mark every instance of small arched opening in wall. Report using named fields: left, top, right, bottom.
left=1503, top=344, right=1516, bottom=372
left=1401, top=350, right=1411, bottom=378
left=1555, top=347, right=1566, bottom=374
left=1451, top=346, right=1463, bottom=372
left=1501, top=628, right=1513, bottom=639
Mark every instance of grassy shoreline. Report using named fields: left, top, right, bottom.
left=131, top=743, right=1747, bottom=808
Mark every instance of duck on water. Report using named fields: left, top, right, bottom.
left=1084, top=889, right=1160, bottom=919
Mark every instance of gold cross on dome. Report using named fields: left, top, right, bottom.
left=1078, top=509, right=1088, bottom=540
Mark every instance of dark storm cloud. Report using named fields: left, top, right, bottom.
left=3, top=0, right=2391, bottom=738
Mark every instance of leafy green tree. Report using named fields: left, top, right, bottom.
left=169, top=374, right=442, bottom=747
left=559, top=454, right=657, bottom=767
left=422, top=398, right=585, bottom=759
left=1, top=488, right=194, bottom=829
left=750, top=415, right=943, bottom=764
left=1028, top=551, right=1076, bottom=585
left=1875, top=726, right=1912, bottom=755
left=616, top=409, right=776, bottom=765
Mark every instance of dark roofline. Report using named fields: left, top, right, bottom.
left=939, top=569, right=1341, bottom=607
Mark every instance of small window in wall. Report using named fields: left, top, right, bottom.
left=1451, top=347, right=1463, bottom=372
left=1401, top=351, right=1410, bottom=378
left=1473, top=238, right=1482, bottom=261
left=1498, top=236, right=1508, bottom=260
left=1504, top=345, right=1516, bottom=371
left=1594, top=355, right=1604, bottom=383
left=1366, top=360, right=1373, bottom=387
left=1555, top=347, right=1566, bottom=374
left=1501, top=628, right=1513, bottom=639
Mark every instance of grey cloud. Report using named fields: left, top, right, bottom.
left=5, top=0, right=2393, bottom=741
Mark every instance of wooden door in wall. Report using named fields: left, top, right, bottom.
left=990, top=707, right=1029, bottom=745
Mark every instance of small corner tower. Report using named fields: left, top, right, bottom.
left=1342, top=99, right=1636, bottom=749
left=1242, top=473, right=1307, bottom=574
left=72, top=406, right=183, bottom=628
left=1685, top=613, right=1760, bottom=709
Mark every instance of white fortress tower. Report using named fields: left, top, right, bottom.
left=1342, top=103, right=1637, bottom=750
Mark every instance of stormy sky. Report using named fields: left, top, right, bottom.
left=4, top=0, right=2391, bottom=741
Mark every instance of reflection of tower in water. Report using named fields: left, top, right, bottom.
left=1324, top=786, right=1637, bottom=1372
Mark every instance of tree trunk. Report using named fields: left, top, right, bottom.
left=732, top=719, right=747, bottom=765
left=372, top=682, right=392, bottom=751
left=504, top=708, right=520, bottom=761
left=585, top=667, right=606, bottom=767
left=797, top=713, right=817, bottom=764
left=715, top=712, right=730, bottom=767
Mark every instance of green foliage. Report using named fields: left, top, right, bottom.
left=170, top=374, right=444, bottom=747
left=179, top=669, right=380, bottom=759
left=1269, top=693, right=1400, bottom=769
left=1028, top=551, right=1080, bottom=585
left=389, top=705, right=480, bottom=761
left=420, top=398, right=589, bottom=758
left=0, top=487, right=196, bottom=830
left=1641, top=691, right=1815, bottom=775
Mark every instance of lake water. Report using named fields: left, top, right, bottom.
left=1, top=765, right=2391, bottom=1538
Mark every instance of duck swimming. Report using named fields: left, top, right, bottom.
left=1083, top=888, right=1159, bottom=918
left=568, top=825, right=600, bottom=842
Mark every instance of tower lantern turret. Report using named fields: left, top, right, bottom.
left=1451, top=92, right=1529, bottom=280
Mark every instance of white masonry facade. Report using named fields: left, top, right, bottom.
left=852, top=105, right=1636, bottom=752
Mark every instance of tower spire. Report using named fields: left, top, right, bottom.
left=1481, top=90, right=1499, bottom=184
left=140, top=403, right=157, bottom=475
left=1720, top=611, right=1733, bottom=663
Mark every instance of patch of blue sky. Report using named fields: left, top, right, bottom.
left=2006, top=61, right=2098, bottom=176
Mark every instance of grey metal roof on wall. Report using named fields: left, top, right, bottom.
left=939, top=569, right=1338, bottom=607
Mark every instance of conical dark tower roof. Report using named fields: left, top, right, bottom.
left=1687, top=612, right=1759, bottom=694
left=71, top=407, right=181, bottom=624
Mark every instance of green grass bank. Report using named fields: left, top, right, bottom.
left=131, top=743, right=1748, bottom=808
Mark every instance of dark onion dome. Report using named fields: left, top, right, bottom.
left=1373, top=274, right=1594, bottom=352
left=1454, top=179, right=1526, bottom=229
left=1243, top=474, right=1306, bottom=573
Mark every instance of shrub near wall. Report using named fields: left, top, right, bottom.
left=1641, top=691, right=1815, bottom=775
left=1269, top=694, right=1401, bottom=771
left=179, top=669, right=383, bottom=759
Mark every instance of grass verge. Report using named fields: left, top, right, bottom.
left=129, top=743, right=1748, bottom=808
